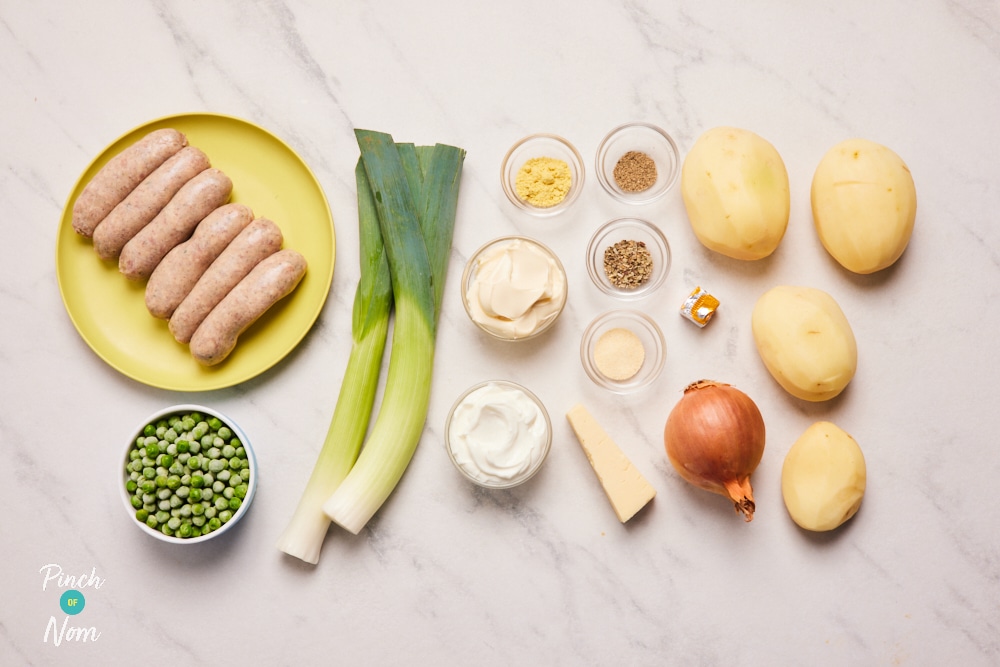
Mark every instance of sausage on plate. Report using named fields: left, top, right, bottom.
left=168, top=217, right=284, bottom=344
left=72, top=128, right=187, bottom=238
left=189, top=249, right=307, bottom=366
left=145, top=203, right=254, bottom=319
left=92, top=146, right=210, bottom=260
left=119, top=168, right=233, bottom=281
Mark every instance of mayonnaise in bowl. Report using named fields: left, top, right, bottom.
left=445, top=380, right=552, bottom=489
left=461, top=236, right=567, bottom=341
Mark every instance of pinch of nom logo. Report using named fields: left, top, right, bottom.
left=40, top=563, right=105, bottom=646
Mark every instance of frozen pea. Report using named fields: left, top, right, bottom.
left=143, top=424, right=156, bottom=437
left=135, top=509, right=149, bottom=523
left=192, top=515, right=206, bottom=527
left=142, top=467, right=156, bottom=480
left=169, top=495, right=183, bottom=509
left=234, top=484, right=248, bottom=500
left=219, top=510, right=233, bottom=524
left=166, top=442, right=177, bottom=456
left=155, top=425, right=167, bottom=439
left=157, top=488, right=171, bottom=500
left=167, top=516, right=181, bottom=530
left=177, top=452, right=190, bottom=465
left=160, top=524, right=174, bottom=537
left=126, top=480, right=138, bottom=493
left=217, top=470, right=231, bottom=483
left=212, top=481, right=225, bottom=494
left=218, top=427, right=233, bottom=441
left=176, top=486, right=190, bottom=499
left=164, top=428, right=178, bottom=443
left=201, top=488, right=214, bottom=502
left=228, top=475, right=241, bottom=489
left=130, top=495, right=142, bottom=509
left=155, top=475, right=168, bottom=489
left=189, top=488, right=202, bottom=502
left=228, top=497, right=241, bottom=512
left=240, top=469, right=251, bottom=483
left=178, top=504, right=192, bottom=518
left=223, top=487, right=235, bottom=500
left=178, top=523, right=193, bottom=538
left=169, top=461, right=184, bottom=476
left=145, top=515, right=159, bottom=528
left=191, top=474, right=204, bottom=489
left=188, top=456, right=202, bottom=472
left=158, top=499, right=170, bottom=511
left=180, top=474, right=191, bottom=486
left=214, top=497, right=228, bottom=511
left=191, top=503, right=205, bottom=517
left=221, top=444, right=236, bottom=459
left=201, top=435, right=214, bottom=448
left=176, top=439, right=190, bottom=454
left=209, top=459, right=226, bottom=473
left=206, top=517, right=222, bottom=532
left=207, top=446, right=221, bottom=460
left=228, top=457, right=243, bottom=471
left=207, top=417, right=222, bottom=431
left=204, top=506, right=217, bottom=519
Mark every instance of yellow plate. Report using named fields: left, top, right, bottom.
left=56, top=112, right=335, bottom=391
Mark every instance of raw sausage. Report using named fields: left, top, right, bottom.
left=119, top=168, right=233, bottom=281
left=189, top=249, right=307, bottom=366
left=92, top=146, right=210, bottom=260
left=72, top=128, right=187, bottom=237
left=145, top=203, right=254, bottom=319
left=168, top=218, right=284, bottom=344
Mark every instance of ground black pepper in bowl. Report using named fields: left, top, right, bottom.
left=613, top=151, right=658, bottom=193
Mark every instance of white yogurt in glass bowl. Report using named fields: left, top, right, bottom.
left=445, top=380, right=552, bottom=489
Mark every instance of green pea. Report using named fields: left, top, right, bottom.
left=201, top=488, right=214, bottom=502
left=189, top=488, right=202, bottom=502
left=191, top=503, right=205, bottom=516
left=178, top=523, right=193, bottom=538
left=212, top=481, right=225, bottom=494
left=130, top=495, right=142, bottom=509
left=228, top=497, right=241, bottom=512
left=192, top=515, right=206, bottom=527
left=234, top=484, right=248, bottom=500
left=135, top=509, right=149, bottom=522
left=126, top=480, right=138, bottom=493
left=190, top=474, right=204, bottom=488
left=142, top=467, right=156, bottom=480
left=160, top=524, right=174, bottom=537
left=145, top=515, right=159, bottom=528
left=206, top=517, right=222, bottom=532
left=146, top=442, right=160, bottom=458
left=176, top=439, right=190, bottom=454
left=207, top=417, right=222, bottom=431
left=214, top=497, right=228, bottom=511
left=219, top=510, right=233, bottom=524
left=143, top=424, right=156, bottom=437
left=155, top=475, right=168, bottom=488
left=218, top=427, right=233, bottom=441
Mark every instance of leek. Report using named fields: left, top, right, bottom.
left=275, top=159, right=392, bottom=564
left=322, top=129, right=464, bottom=534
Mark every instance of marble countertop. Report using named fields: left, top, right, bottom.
left=3, top=2, right=999, bottom=665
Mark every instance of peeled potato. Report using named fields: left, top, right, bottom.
left=681, top=127, right=790, bottom=260
left=811, top=138, right=917, bottom=274
left=752, top=285, right=857, bottom=401
left=782, top=421, right=866, bottom=531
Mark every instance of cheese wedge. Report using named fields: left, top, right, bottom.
left=566, top=404, right=656, bottom=523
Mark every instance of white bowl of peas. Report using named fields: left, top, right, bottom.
left=120, top=404, right=257, bottom=543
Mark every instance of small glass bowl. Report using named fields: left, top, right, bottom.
left=501, top=133, right=585, bottom=216
left=581, top=310, right=666, bottom=393
left=445, top=380, right=553, bottom=489
left=461, top=235, right=568, bottom=341
left=119, top=404, right=258, bottom=544
left=587, top=217, right=671, bottom=300
left=595, top=122, right=680, bottom=204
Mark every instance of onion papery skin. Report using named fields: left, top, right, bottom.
left=664, top=380, right=766, bottom=521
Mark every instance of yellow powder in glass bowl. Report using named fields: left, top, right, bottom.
left=515, top=157, right=571, bottom=208
left=593, top=327, right=645, bottom=381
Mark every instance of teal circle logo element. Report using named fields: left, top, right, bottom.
left=60, top=589, right=85, bottom=615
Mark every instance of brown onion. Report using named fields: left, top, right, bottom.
left=663, top=380, right=765, bottom=521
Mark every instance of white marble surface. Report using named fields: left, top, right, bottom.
left=3, top=1, right=999, bottom=664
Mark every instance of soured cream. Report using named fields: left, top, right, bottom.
left=446, top=381, right=550, bottom=488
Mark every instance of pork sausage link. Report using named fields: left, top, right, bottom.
left=119, top=168, right=233, bottom=281
left=168, top=218, right=284, bottom=343
left=189, top=249, right=308, bottom=366
left=92, top=146, right=210, bottom=260
left=72, top=128, right=187, bottom=237
left=145, top=203, right=254, bottom=319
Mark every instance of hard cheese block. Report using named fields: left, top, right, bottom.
left=566, top=404, right=656, bottom=523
